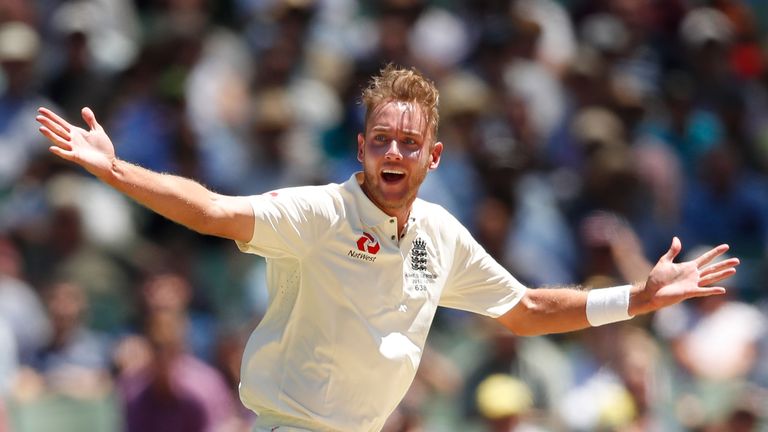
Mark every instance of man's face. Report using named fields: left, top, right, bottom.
left=357, top=100, right=442, bottom=216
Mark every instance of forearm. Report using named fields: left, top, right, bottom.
left=498, top=287, right=590, bottom=336
left=102, top=158, right=236, bottom=238
left=498, top=283, right=639, bottom=336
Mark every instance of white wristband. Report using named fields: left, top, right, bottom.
left=585, top=285, right=634, bottom=327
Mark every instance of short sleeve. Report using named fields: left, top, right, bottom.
left=439, top=223, right=527, bottom=318
left=235, top=186, right=338, bottom=259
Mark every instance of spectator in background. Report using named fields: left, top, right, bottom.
left=569, top=106, right=638, bottom=218
left=43, top=0, right=122, bottom=123
left=474, top=373, right=545, bottom=432
left=557, top=322, right=643, bottom=432
left=682, top=146, right=768, bottom=296
left=0, top=315, right=18, bottom=397
left=28, top=281, right=112, bottom=399
left=0, top=236, right=50, bottom=363
left=653, top=248, right=766, bottom=427
left=385, top=345, right=463, bottom=432
left=0, top=21, right=53, bottom=192
left=715, top=385, right=767, bottom=432
left=137, top=271, right=217, bottom=363
left=639, top=70, right=723, bottom=178
left=212, top=325, right=257, bottom=430
left=118, top=311, right=239, bottom=432
left=416, top=71, right=489, bottom=229
left=608, top=326, right=667, bottom=432
left=105, top=44, right=186, bottom=176
left=40, top=175, right=134, bottom=333
left=0, top=397, right=7, bottom=432
left=462, top=322, right=570, bottom=426
left=239, top=86, right=325, bottom=194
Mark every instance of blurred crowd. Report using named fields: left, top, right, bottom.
left=1, top=0, right=768, bottom=431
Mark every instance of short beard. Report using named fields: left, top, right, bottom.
left=360, top=161, right=430, bottom=215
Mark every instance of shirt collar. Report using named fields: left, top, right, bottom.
left=344, top=172, right=398, bottom=228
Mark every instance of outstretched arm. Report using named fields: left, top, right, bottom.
left=497, top=237, right=739, bottom=336
left=37, top=107, right=254, bottom=242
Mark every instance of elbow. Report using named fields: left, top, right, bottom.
left=192, top=215, right=220, bottom=237
left=194, top=195, right=248, bottom=241
left=194, top=207, right=233, bottom=239
left=498, top=295, right=548, bottom=337
left=182, top=200, right=227, bottom=238
left=174, top=210, right=216, bottom=237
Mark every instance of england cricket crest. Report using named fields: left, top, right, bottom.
left=410, top=237, right=428, bottom=271
left=404, top=236, right=438, bottom=297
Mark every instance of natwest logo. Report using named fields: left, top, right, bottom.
left=348, top=232, right=379, bottom=262
left=356, top=232, right=380, bottom=255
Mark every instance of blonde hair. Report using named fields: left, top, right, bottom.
left=361, top=64, right=440, bottom=140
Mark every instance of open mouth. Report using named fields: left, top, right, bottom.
left=381, top=169, right=406, bottom=183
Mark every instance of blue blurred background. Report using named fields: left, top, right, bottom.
left=0, top=0, right=767, bottom=431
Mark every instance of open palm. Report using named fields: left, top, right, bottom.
left=36, top=107, right=116, bottom=177
left=636, top=237, right=739, bottom=315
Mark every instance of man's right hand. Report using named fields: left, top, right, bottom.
left=37, top=106, right=255, bottom=242
left=36, top=107, right=116, bottom=178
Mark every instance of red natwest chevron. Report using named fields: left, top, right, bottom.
left=356, top=232, right=380, bottom=254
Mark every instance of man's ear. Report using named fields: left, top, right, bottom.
left=357, top=133, right=365, bottom=162
left=428, top=141, right=443, bottom=170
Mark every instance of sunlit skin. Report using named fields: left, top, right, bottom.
left=357, top=100, right=443, bottom=235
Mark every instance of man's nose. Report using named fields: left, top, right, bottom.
left=385, top=140, right=402, bottom=160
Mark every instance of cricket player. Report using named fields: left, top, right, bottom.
left=36, top=64, right=739, bottom=431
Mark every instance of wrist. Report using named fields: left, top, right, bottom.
left=99, top=156, right=122, bottom=183
left=627, top=280, right=649, bottom=316
left=586, top=285, right=634, bottom=327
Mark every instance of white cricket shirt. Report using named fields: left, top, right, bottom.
left=236, top=173, right=527, bottom=431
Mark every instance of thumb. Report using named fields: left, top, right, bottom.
left=662, top=236, right=682, bottom=262
left=81, top=107, right=101, bottom=131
